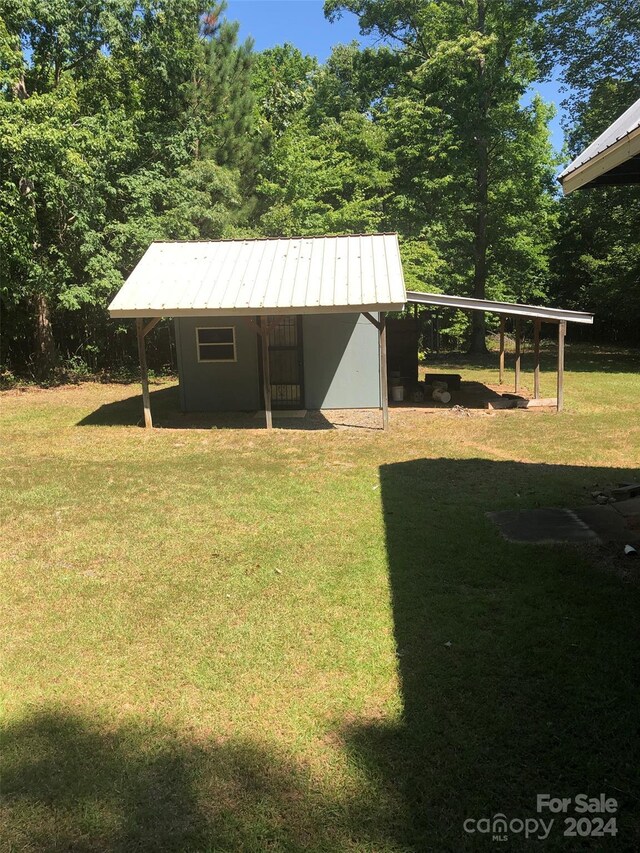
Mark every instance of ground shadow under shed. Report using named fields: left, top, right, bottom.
left=77, top=385, right=337, bottom=430
left=392, top=380, right=506, bottom=410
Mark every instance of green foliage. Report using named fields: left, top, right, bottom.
left=251, top=43, right=317, bottom=135
left=1, top=0, right=638, bottom=376
left=256, top=109, right=391, bottom=237
left=0, top=1, right=254, bottom=376
left=325, top=1, right=559, bottom=347
left=544, top=9, right=640, bottom=344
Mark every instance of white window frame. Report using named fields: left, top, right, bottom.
left=196, top=326, right=237, bottom=363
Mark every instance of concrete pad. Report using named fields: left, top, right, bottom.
left=487, top=508, right=600, bottom=545
left=611, top=495, right=640, bottom=518
left=254, top=409, right=307, bottom=419
left=574, top=505, right=640, bottom=545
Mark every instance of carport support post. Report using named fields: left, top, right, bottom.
left=136, top=318, right=152, bottom=429
left=514, top=318, right=521, bottom=393
left=259, top=317, right=273, bottom=430
left=498, top=315, right=505, bottom=384
left=533, top=318, right=541, bottom=399
left=557, top=320, right=566, bottom=412
left=380, top=312, right=388, bottom=431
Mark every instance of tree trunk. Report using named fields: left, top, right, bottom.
left=469, top=0, right=489, bottom=355
left=469, top=139, right=489, bottom=353
left=34, top=293, right=57, bottom=379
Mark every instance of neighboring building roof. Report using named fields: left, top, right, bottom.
left=406, top=291, right=594, bottom=324
left=558, top=96, right=640, bottom=194
left=108, top=234, right=406, bottom=317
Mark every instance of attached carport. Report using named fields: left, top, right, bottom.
left=405, top=291, right=594, bottom=411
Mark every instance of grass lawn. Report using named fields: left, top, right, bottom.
left=1, top=343, right=639, bottom=852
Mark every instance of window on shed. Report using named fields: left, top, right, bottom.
left=196, top=327, right=236, bottom=362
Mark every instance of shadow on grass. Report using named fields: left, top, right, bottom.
left=3, top=460, right=639, bottom=851
left=77, top=385, right=336, bottom=430
left=369, top=458, right=640, bottom=850
left=1, top=710, right=385, bottom=852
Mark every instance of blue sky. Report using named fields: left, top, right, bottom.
left=225, top=1, right=368, bottom=60
left=225, top=1, right=567, bottom=153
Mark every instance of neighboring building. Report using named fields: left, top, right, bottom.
left=558, top=96, right=640, bottom=194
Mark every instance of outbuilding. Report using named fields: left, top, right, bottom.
left=108, top=234, right=405, bottom=429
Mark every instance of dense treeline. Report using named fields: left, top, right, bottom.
left=1, top=1, right=638, bottom=380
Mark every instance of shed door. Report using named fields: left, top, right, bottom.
left=267, top=316, right=304, bottom=409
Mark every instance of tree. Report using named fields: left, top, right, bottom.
left=0, top=1, right=253, bottom=377
left=549, top=81, right=640, bottom=342
left=252, top=43, right=391, bottom=237
left=0, top=0, right=139, bottom=375
left=325, top=0, right=557, bottom=351
left=543, top=2, right=640, bottom=343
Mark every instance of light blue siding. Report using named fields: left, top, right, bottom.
left=302, top=313, right=380, bottom=408
left=175, top=312, right=380, bottom=412
left=175, top=317, right=260, bottom=412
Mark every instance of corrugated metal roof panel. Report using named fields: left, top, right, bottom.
left=108, top=234, right=407, bottom=317
left=406, top=291, right=594, bottom=324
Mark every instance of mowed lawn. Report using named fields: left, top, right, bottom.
left=1, top=345, right=639, bottom=852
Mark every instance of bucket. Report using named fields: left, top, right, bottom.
left=391, top=385, right=404, bottom=402
left=432, top=388, right=451, bottom=404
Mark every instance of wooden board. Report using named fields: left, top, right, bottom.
left=487, top=397, right=558, bottom=410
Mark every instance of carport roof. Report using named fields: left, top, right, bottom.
left=406, top=291, right=594, bottom=324
left=108, top=234, right=406, bottom=318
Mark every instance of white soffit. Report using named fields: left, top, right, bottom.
left=108, top=234, right=407, bottom=317
left=558, top=96, right=640, bottom=194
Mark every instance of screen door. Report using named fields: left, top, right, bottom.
left=266, top=316, right=304, bottom=409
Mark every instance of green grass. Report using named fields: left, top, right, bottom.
left=1, top=344, right=639, bottom=852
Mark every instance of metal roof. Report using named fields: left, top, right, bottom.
left=558, top=96, right=640, bottom=194
left=406, top=291, right=594, bottom=324
left=108, top=234, right=406, bottom=317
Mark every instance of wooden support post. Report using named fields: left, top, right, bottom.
left=136, top=318, right=153, bottom=429
left=557, top=319, right=566, bottom=412
left=142, top=316, right=161, bottom=338
left=533, top=318, right=541, bottom=399
left=498, top=315, right=505, bottom=385
left=514, top=317, right=521, bottom=393
left=260, top=317, right=273, bottom=429
left=380, top=311, right=389, bottom=431
left=362, top=311, right=382, bottom=331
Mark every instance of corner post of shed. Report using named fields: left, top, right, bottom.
left=259, top=316, right=273, bottom=430
left=379, top=312, right=388, bottom=431
left=514, top=317, right=522, bottom=393
left=498, top=315, right=505, bottom=385
left=533, top=318, right=541, bottom=399
left=136, top=317, right=154, bottom=429
left=362, top=310, right=388, bottom=431
left=557, top=319, right=566, bottom=412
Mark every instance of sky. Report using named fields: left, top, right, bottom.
left=224, top=0, right=568, bottom=154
